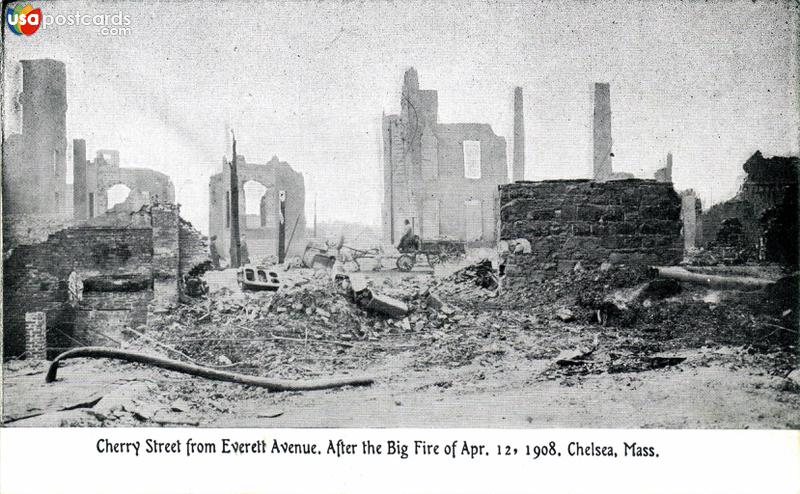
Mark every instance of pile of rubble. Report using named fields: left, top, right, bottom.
left=141, top=256, right=797, bottom=387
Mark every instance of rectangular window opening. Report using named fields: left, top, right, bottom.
left=463, top=141, right=481, bottom=179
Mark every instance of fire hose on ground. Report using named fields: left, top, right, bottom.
left=45, top=347, right=375, bottom=392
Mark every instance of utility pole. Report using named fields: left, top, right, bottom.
left=278, top=190, right=286, bottom=264
left=229, top=130, right=241, bottom=268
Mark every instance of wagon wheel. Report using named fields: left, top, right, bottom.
left=426, top=252, right=443, bottom=267
left=396, top=254, right=415, bottom=272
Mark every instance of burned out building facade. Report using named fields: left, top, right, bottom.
left=209, top=155, right=306, bottom=261
left=72, top=140, right=175, bottom=220
left=2, top=59, right=74, bottom=251
left=382, top=68, right=508, bottom=244
left=2, top=59, right=69, bottom=216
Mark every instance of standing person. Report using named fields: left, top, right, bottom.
left=240, top=234, right=250, bottom=264
left=208, top=235, right=220, bottom=270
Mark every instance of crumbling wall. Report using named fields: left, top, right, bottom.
left=150, top=204, right=180, bottom=307
left=74, top=291, right=151, bottom=348
left=3, top=227, right=153, bottom=357
left=500, top=179, right=682, bottom=279
left=72, top=143, right=176, bottom=220
left=2, top=214, right=75, bottom=254
left=179, top=220, right=211, bottom=276
left=4, top=203, right=202, bottom=358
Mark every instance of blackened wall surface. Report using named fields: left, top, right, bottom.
left=698, top=151, right=799, bottom=249
left=499, top=179, right=683, bottom=278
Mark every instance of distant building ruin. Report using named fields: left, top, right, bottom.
left=654, top=152, right=674, bottom=183
left=72, top=140, right=175, bottom=220
left=382, top=68, right=508, bottom=244
left=209, top=155, right=306, bottom=261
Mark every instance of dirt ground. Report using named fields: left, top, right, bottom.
left=3, top=261, right=799, bottom=428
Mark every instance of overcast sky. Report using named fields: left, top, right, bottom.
left=4, top=0, right=798, bottom=233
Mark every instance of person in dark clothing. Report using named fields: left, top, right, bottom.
left=397, top=219, right=420, bottom=252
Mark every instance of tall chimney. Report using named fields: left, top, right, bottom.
left=513, top=87, right=525, bottom=182
left=666, top=152, right=673, bottom=182
left=593, top=82, right=612, bottom=182
left=72, top=139, right=87, bottom=220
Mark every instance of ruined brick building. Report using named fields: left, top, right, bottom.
left=2, top=58, right=209, bottom=360
left=3, top=204, right=209, bottom=359
left=209, top=155, right=306, bottom=260
left=2, top=59, right=69, bottom=216
left=498, top=82, right=685, bottom=277
left=2, top=59, right=74, bottom=250
left=698, top=151, right=799, bottom=263
left=382, top=68, right=509, bottom=244
left=72, top=140, right=175, bottom=220
left=2, top=59, right=179, bottom=252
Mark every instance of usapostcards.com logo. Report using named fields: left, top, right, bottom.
left=6, top=4, right=41, bottom=35
left=7, top=4, right=132, bottom=36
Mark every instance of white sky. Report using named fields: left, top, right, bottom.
left=4, top=0, right=798, bottom=233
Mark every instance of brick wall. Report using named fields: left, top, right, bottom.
left=3, top=226, right=153, bottom=357
left=3, top=205, right=203, bottom=358
left=499, top=179, right=682, bottom=278
left=74, top=291, right=151, bottom=346
left=150, top=204, right=180, bottom=307
left=24, top=312, right=47, bottom=360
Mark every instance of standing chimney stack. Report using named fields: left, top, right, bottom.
left=512, top=87, right=525, bottom=182
left=593, top=82, right=613, bottom=182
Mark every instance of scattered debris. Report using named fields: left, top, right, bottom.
left=555, top=308, right=575, bottom=322
left=238, top=265, right=281, bottom=291
left=448, top=259, right=499, bottom=290
left=608, top=355, right=686, bottom=374
left=355, top=289, right=409, bottom=318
